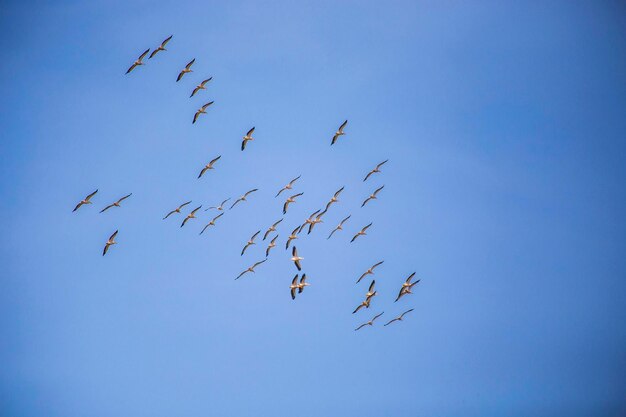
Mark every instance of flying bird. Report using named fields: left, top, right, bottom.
left=290, top=274, right=310, bottom=299
left=275, top=175, right=301, bottom=197
left=192, top=101, right=214, bottom=124
left=327, top=215, right=351, bottom=239
left=291, top=246, right=303, bottom=271
left=199, top=213, right=224, bottom=235
left=198, top=155, right=221, bottom=178
left=307, top=209, right=326, bottom=234
left=265, top=234, right=279, bottom=257
left=241, top=230, right=261, bottom=256
left=163, top=200, right=191, bottom=219
left=285, top=226, right=300, bottom=249
left=102, top=230, right=118, bottom=256
left=126, top=49, right=150, bottom=74
left=180, top=205, right=202, bottom=227
left=176, top=58, right=195, bottom=81
left=205, top=198, right=230, bottom=211
left=355, top=312, right=384, bottom=331
left=263, top=218, right=283, bottom=240
left=73, top=189, right=98, bottom=212
left=365, top=280, right=377, bottom=298
left=325, top=186, right=344, bottom=211
left=100, top=193, right=132, bottom=213
left=235, top=259, right=266, bottom=280
left=361, top=185, right=385, bottom=207
left=350, top=223, right=372, bottom=243
left=299, top=209, right=322, bottom=234
left=395, top=273, right=421, bottom=302
left=241, top=127, right=255, bottom=151
left=363, top=159, right=389, bottom=182
left=384, top=309, right=415, bottom=326
left=283, top=192, right=304, bottom=214
left=297, top=274, right=309, bottom=294
left=331, top=120, right=348, bottom=145
left=149, top=35, right=172, bottom=59
left=190, top=77, right=212, bottom=97
left=352, top=293, right=376, bottom=314
left=357, top=261, right=384, bottom=283
left=230, top=189, right=258, bottom=209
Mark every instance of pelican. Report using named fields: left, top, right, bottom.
left=297, top=274, right=310, bottom=293
left=102, top=230, right=118, bottom=256
left=265, top=234, right=279, bottom=257
left=263, top=218, right=283, bottom=240
left=176, top=58, right=195, bottom=81
left=361, top=185, right=385, bottom=207
left=283, top=192, right=304, bottom=214
left=73, top=189, right=98, bottom=212
left=356, top=261, right=384, bottom=283
left=230, top=189, right=258, bottom=209
left=192, top=101, right=214, bottom=124
left=190, top=77, right=212, bottom=97
left=241, top=127, right=255, bottom=151
left=149, top=35, right=172, bottom=59
left=290, top=275, right=299, bottom=300
left=199, top=213, right=224, bottom=235
left=235, top=259, right=266, bottom=280
left=291, top=246, right=303, bottom=271
left=198, top=155, right=221, bottom=178
left=205, top=198, right=230, bottom=211
left=126, top=48, right=150, bottom=74
left=307, top=209, right=326, bottom=234
left=365, top=280, right=376, bottom=298
left=299, top=209, right=322, bottom=233
left=395, top=273, right=421, bottom=302
left=354, top=312, right=384, bottom=331
left=285, top=226, right=300, bottom=249
left=327, top=215, right=351, bottom=239
left=352, top=293, right=376, bottom=314
left=350, top=222, right=372, bottom=243
left=325, top=186, right=344, bottom=211
left=384, top=309, right=414, bottom=326
left=275, top=175, right=301, bottom=197
left=241, top=230, right=261, bottom=256
left=331, top=120, right=348, bottom=145
left=180, top=205, right=202, bottom=227
left=100, top=193, right=132, bottom=213
left=163, top=200, right=191, bottom=219
left=363, top=159, right=389, bottom=182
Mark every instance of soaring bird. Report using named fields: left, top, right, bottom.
left=192, top=101, right=214, bottom=124
left=176, top=58, right=195, bottom=81
left=230, top=189, right=258, bottom=209
left=289, top=275, right=300, bottom=300
left=163, top=200, right=191, bottom=219
left=190, top=77, right=212, bottom=97
left=363, top=160, right=389, bottom=182
left=102, top=230, right=118, bottom=256
left=299, top=209, right=322, bottom=234
left=395, top=273, right=421, bottom=302
left=199, top=213, right=224, bottom=235
left=355, top=312, right=384, bottom=331
left=149, top=35, right=172, bottom=59
left=241, top=230, right=261, bottom=256
left=291, top=246, right=303, bottom=271
left=361, top=185, right=385, bottom=207
left=327, top=215, right=351, bottom=239
left=205, top=198, right=230, bottom=211
left=180, top=205, right=202, bottom=227
left=263, top=218, right=283, bottom=240
left=350, top=223, right=372, bottom=243
left=265, top=234, right=279, bottom=257
left=198, top=155, right=221, bottom=178
left=307, top=209, right=326, bottom=235
left=352, top=293, right=376, bottom=314
left=275, top=175, right=301, bottom=198
left=283, top=192, right=304, bottom=214
left=325, top=186, right=344, bottom=211
left=298, top=274, right=309, bottom=294
left=331, top=120, right=348, bottom=145
left=126, top=49, right=150, bottom=74
left=100, top=193, right=132, bottom=213
left=357, top=261, right=384, bottom=283
left=241, top=127, right=255, bottom=151
left=73, top=189, right=98, bottom=212
left=285, top=226, right=300, bottom=249
left=235, top=259, right=266, bottom=280
left=384, top=309, right=415, bottom=326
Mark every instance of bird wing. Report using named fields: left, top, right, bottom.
left=331, top=133, right=339, bottom=145
left=241, top=244, right=249, bottom=256
left=185, top=58, right=195, bottom=69
left=406, top=272, right=416, bottom=283
left=117, top=193, right=132, bottom=203
left=126, top=63, right=137, bottom=74
left=353, top=304, right=364, bottom=314
left=252, top=259, right=267, bottom=268
left=109, top=230, right=119, bottom=241
left=362, top=223, right=372, bottom=231
left=103, top=243, right=110, bottom=256
left=356, top=272, right=367, bottom=283
left=202, top=101, right=214, bottom=110
left=235, top=270, right=248, bottom=280
left=209, top=155, right=221, bottom=166
left=246, top=127, right=255, bottom=136
left=395, top=288, right=406, bottom=302
left=350, top=234, right=358, bottom=243
left=180, top=217, right=189, bottom=227
left=85, top=189, right=98, bottom=201
left=270, top=235, right=278, bottom=244
left=363, top=170, right=374, bottom=182
left=200, top=224, right=209, bottom=235
left=251, top=230, right=261, bottom=241
left=138, top=48, right=150, bottom=61
left=291, top=192, right=303, bottom=199
left=100, top=204, right=114, bottom=213
left=190, top=86, right=200, bottom=97
left=338, top=119, right=348, bottom=132
left=176, top=70, right=185, bottom=82
left=374, top=185, right=385, bottom=196
left=361, top=197, right=370, bottom=207
left=272, top=218, right=283, bottom=227
left=179, top=201, right=192, bottom=209
left=368, top=280, right=376, bottom=292
left=149, top=49, right=159, bottom=59
left=212, top=213, right=224, bottom=222
left=282, top=201, right=290, bottom=214
left=340, top=215, right=351, bottom=225
left=327, top=229, right=337, bottom=239
left=201, top=77, right=212, bottom=86
left=190, top=206, right=202, bottom=215
left=334, top=187, right=344, bottom=198
left=163, top=210, right=176, bottom=219
left=290, top=287, right=297, bottom=300
left=221, top=198, right=231, bottom=206
left=373, top=260, right=384, bottom=269
left=289, top=175, right=301, bottom=185
left=372, top=312, right=384, bottom=322
left=198, top=166, right=209, bottom=178
left=354, top=323, right=368, bottom=331
left=384, top=318, right=398, bottom=326
left=192, top=109, right=201, bottom=124
left=377, top=159, right=389, bottom=169
left=230, top=198, right=242, bottom=209
left=294, top=259, right=302, bottom=271
left=244, top=189, right=258, bottom=197
left=275, top=187, right=286, bottom=198
left=161, top=35, right=173, bottom=47
left=401, top=309, right=414, bottom=318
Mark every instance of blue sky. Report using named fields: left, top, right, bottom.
left=1, top=1, right=625, bottom=416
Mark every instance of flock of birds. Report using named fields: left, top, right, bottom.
left=73, top=35, right=421, bottom=331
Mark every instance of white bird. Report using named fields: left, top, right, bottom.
left=299, top=209, right=322, bottom=234
left=235, top=259, right=266, bottom=280
left=100, top=193, right=132, bottom=213
left=263, top=218, right=283, bottom=240
left=327, top=215, right=351, bottom=239
left=180, top=205, right=202, bottom=227
left=384, top=309, right=414, bottom=326
left=291, top=246, right=303, bottom=271
left=163, top=200, right=191, bottom=219
left=126, top=49, right=150, bottom=74
left=352, top=293, right=376, bottom=314
left=283, top=192, right=304, bottom=214
left=365, top=280, right=376, bottom=298
left=230, top=189, right=258, bottom=209
left=289, top=273, right=310, bottom=299
left=285, top=226, right=300, bottom=249
left=275, top=175, right=301, bottom=197
left=361, top=185, right=384, bottom=207
left=350, top=222, right=372, bottom=243
left=205, top=198, right=230, bottom=212
left=73, top=189, right=98, bottom=212
left=241, top=127, right=255, bottom=151
left=395, top=273, right=421, bottom=302
left=297, top=274, right=310, bottom=294
left=241, top=230, right=261, bottom=256
left=176, top=58, right=195, bottom=81
left=357, top=261, right=384, bottom=283
left=363, top=159, right=389, bottom=182
left=102, top=230, right=118, bottom=256
left=325, top=186, right=344, bottom=211
left=265, top=234, right=279, bottom=257
left=307, top=209, right=326, bottom=234
left=199, top=213, right=224, bottom=235
left=198, top=155, right=221, bottom=178
left=354, top=312, right=384, bottom=331
left=149, top=35, right=172, bottom=59
left=192, top=101, right=214, bottom=124
left=190, top=77, right=212, bottom=97
left=331, top=120, right=348, bottom=145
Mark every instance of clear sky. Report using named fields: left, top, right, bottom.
left=1, top=1, right=625, bottom=416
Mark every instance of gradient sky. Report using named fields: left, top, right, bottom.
left=1, top=1, right=626, bottom=416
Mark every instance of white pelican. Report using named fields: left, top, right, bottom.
left=198, top=155, right=221, bottom=178
left=291, top=246, right=303, bottom=271
left=102, top=230, right=118, bottom=256
left=357, top=261, right=384, bottom=283
left=290, top=275, right=299, bottom=300
left=265, top=234, right=279, bottom=257
left=176, top=58, right=195, bottom=81
left=361, top=185, right=384, bottom=207
left=331, top=120, right=347, bottom=145
left=395, top=273, right=420, bottom=302
left=327, top=215, right=351, bottom=239
left=190, top=77, right=212, bottom=97
left=126, top=49, right=150, bottom=74
left=205, top=198, right=230, bottom=211
left=325, top=186, right=344, bottom=211
left=384, top=309, right=414, bottom=326
left=235, top=259, right=266, bottom=280
left=365, top=280, right=376, bottom=298
left=241, top=230, right=261, bottom=256
left=163, top=200, right=191, bottom=219
left=283, top=192, right=304, bottom=214
left=285, top=226, right=300, bottom=249
left=354, top=312, right=384, bottom=331
left=307, top=209, right=326, bottom=234
left=100, top=193, right=132, bottom=213
left=363, top=159, right=389, bottom=182
left=199, top=213, right=224, bottom=235
left=192, top=101, right=214, bottom=124
left=149, top=35, right=172, bottom=59
left=73, top=189, right=98, bottom=212
left=275, top=175, right=301, bottom=197
left=263, top=218, right=283, bottom=240
left=350, top=222, right=372, bottom=243
left=352, top=293, right=376, bottom=314
left=180, top=205, right=202, bottom=227
left=241, top=127, right=255, bottom=151
left=230, top=189, right=258, bottom=209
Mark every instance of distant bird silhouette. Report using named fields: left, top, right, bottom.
left=241, top=230, right=261, bottom=256
left=362, top=185, right=384, bottom=207
left=235, top=259, right=266, bottom=280
left=384, top=309, right=414, bottom=326
left=327, top=215, right=351, bottom=239
left=275, top=175, right=301, bottom=197
left=351, top=223, right=372, bottom=243
left=205, top=198, right=230, bottom=212
left=100, top=193, right=132, bottom=213
left=395, top=272, right=420, bottom=302
left=126, top=49, right=150, bottom=74
left=192, top=101, right=214, bottom=124
left=149, top=35, right=172, bottom=59
left=181, top=205, right=202, bottom=227
left=102, top=230, right=118, bottom=256
left=73, top=189, right=98, bottom=212
left=352, top=293, right=376, bottom=314
left=190, top=77, right=212, bottom=97
left=177, top=58, right=195, bottom=81
left=285, top=226, right=300, bottom=249
left=357, top=261, right=384, bottom=283
left=291, top=246, right=303, bottom=271
left=355, top=312, right=384, bottom=331
left=331, top=120, right=348, bottom=145
left=265, top=234, right=279, bottom=257
left=199, top=213, right=224, bottom=235
left=230, top=189, right=258, bottom=210
left=263, top=218, right=283, bottom=240
left=363, top=159, right=389, bottom=182
left=241, top=127, right=255, bottom=151
left=283, top=192, right=304, bottom=214
left=198, top=155, right=221, bottom=178
left=163, top=200, right=191, bottom=219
